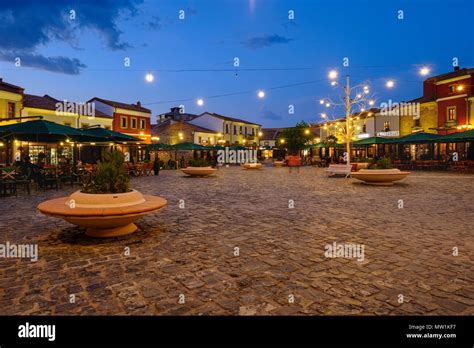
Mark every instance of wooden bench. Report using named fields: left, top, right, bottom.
left=325, top=164, right=352, bottom=178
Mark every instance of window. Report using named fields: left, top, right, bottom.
left=198, top=136, right=202, bottom=144
left=384, top=121, right=390, bottom=132
left=362, top=124, right=367, bottom=133
left=140, top=119, right=146, bottom=129
left=7, top=102, right=15, bottom=118
left=414, top=119, right=421, bottom=127
left=131, top=118, right=137, bottom=129
left=449, top=85, right=455, bottom=93
left=120, top=116, right=127, bottom=128
left=244, top=127, right=247, bottom=135
left=252, top=128, right=255, bottom=136
left=233, top=125, right=237, bottom=135
left=239, top=126, right=242, bottom=134
left=447, top=106, right=456, bottom=121
left=225, top=124, right=229, bottom=134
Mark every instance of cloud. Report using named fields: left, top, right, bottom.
left=0, top=0, right=142, bottom=74
left=148, top=15, right=162, bottom=30
left=262, top=109, right=284, bottom=120
left=242, top=34, right=293, bottom=49
left=0, top=52, right=86, bottom=75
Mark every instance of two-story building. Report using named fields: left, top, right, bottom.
left=190, top=112, right=261, bottom=146
left=88, top=97, right=152, bottom=144
left=0, top=78, right=24, bottom=123
left=400, top=67, right=474, bottom=136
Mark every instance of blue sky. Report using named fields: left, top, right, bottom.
left=0, top=0, right=473, bottom=127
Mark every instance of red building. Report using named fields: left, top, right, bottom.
left=423, top=67, right=474, bottom=134
left=88, top=97, right=152, bottom=143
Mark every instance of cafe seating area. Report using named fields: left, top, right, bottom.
left=0, top=161, right=155, bottom=197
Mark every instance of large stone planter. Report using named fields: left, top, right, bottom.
left=181, top=166, right=217, bottom=177
left=351, top=169, right=410, bottom=186
left=274, top=160, right=284, bottom=167
left=242, top=162, right=262, bottom=170
left=37, top=190, right=167, bottom=237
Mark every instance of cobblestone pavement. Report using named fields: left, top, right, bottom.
left=0, top=166, right=473, bottom=315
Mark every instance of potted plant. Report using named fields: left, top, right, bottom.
left=279, top=121, right=312, bottom=167
left=351, top=157, right=410, bottom=185
left=37, top=149, right=167, bottom=237
left=181, top=158, right=217, bottom=177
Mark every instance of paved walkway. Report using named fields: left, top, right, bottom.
left=0, top=167, right=473, bottom=315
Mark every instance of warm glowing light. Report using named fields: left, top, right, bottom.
left=368, top=100, right=375, bottom=106
left=420, top=67, right=430, bottom=76
left=178, top=132, right=183, bottom=137
left=319, top=99, right=325, bottom=105
left=217, top=133, right=222, bottom=137
left=331, top=81, right=337, bottom=86
left=60, top=142, right=64, bottom=146
left=457, top=85, right=464, bottom=91
left=321, top=113, right=327, bottom=118
left=66, top=139, right=70, bottom=143
left=151, top=136, right=160, bottom=141
left=90, top=142, right=96, bottom=145
left=363, top=86, right=369, bottom=94
left=386, top=80, right=394, bottom=88
left=356, top=93, right=362, bottom=99
left=305, top=129, right=310, bottom=135
left=328, top=70, right=338, bottom=79
left=315, top=137, right=320, bottom=143
left=197, top=98, right=204, bottom=106
left=145, top=73, right=154, bottom=82
left=280, top=139, right=285, bottom=144
left=258, top=131, right=263, bottom=136
left=258, top=90, right=265, bottom=98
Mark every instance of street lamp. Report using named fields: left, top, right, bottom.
left=258, top=90, right=265, bottom=98
left=328, top=70, right=338, bottom=80
left=386, top=80, right=395, bottom=88
left=420, top=67, right=430, bottom=76
left=145, top=73, right=154, bottom=83
left=197, top=98, right=204, bottom=106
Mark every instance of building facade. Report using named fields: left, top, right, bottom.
left=190, top=112, right=261, bottom=146
left=89, top=97, right=152, bottom=143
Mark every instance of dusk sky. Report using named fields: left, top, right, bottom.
left=0, top=0, right=473, bottom=127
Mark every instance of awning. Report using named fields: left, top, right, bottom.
left=437, top=129, right=474, bottom=142
left=0, top=120, right=102, bottom=143
left=388, top=132, right=443, bottom=144
left=352, top=137, right=394, bottom=146
left=80, top=127, right=141, bottom=142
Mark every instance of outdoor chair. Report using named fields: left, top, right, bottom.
left=38, top=169, right=59, bottom=191
left=58, top=165, right=76, bottom=188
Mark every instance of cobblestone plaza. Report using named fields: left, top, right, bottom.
left=0, top=167, right=473, bottom=315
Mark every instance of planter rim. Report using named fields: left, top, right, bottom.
left=68, top=189, right=146, bottom=209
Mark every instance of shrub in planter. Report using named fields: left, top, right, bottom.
left=82, top=150, right=131, bottom=194
left=368, top=157, right=393, bottom=169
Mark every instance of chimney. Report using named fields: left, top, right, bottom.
left=454, top=66, right=460, bottom=71
left=136, top=101, right=141, bottom=107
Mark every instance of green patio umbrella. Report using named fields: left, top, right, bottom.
left=310, top=143, right=326, bottom=148
left=390, top=132, right=443, bottom=144
left=0, top=120, right=102, bottom=143
left=172, top=142, right=207, bottom=150
left=438, top=129, right=474, bottom=142
left=80, top=127, right=141, bottom=142
left=229, top=145, right=247, bottom=151
left=352, top=136, right=394, bottom=146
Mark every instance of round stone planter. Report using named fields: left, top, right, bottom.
left=242, top=162, right=262, bottom=170
left=351, top=169, right=410, bottom=186
left=37, top=189, right=167, bottom=237
left=274, top=161, right=285, bottom=167
left=181, top=166, right=217, bottom=177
